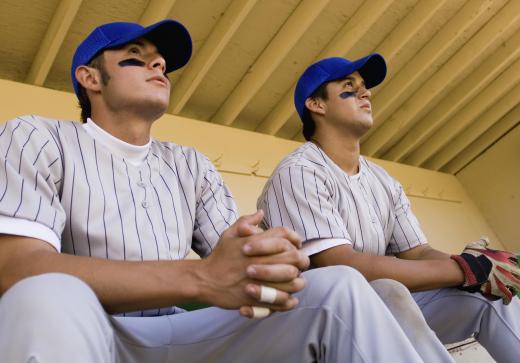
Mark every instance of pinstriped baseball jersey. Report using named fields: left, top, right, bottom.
left=0, top=115, right=237, bottom=315
left=257, top=142, right=427, bottom=256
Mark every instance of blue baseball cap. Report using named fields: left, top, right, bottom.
left=294, top=54, right=387, bottom=120
left=71, top=20, right=192, bottom=97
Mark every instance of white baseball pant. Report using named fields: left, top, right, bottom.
left=0, top=267, right=426, bottom=363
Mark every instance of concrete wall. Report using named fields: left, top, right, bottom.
left=0, top=79, right=503, bottom=253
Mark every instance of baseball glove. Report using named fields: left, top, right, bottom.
left=451, top=237, right=520, bottom=304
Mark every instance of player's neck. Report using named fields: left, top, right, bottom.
left=90, top=109, right=153, bottom=146
left=312, top=132, right=361, bottom=176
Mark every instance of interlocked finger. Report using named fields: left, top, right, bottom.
left=259, top=285, right=277, bottom=304
left=251, top=306, right=271, bottom=319
left=247, top=263, right=301, bottom=282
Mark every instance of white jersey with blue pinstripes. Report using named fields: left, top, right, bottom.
left=0, top=115, right=237, bottom=315
left=257, top=142, right=427, bottom=257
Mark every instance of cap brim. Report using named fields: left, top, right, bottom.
left=355, top=53, right=386, bottom=89
left=326, top=53, right=386, bottom=89
left=107, top=20, right=192, bottom=73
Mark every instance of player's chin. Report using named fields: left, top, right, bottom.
left=151, top=94, right=170, bottom=109
left=142, top=100, right=169, bottom=120
left=358, top=116, right=373, bottom=130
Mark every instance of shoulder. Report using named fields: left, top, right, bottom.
left=151, top=140, right=209, bottom=162
left=2, top=115, right=55, bottom=133
left=267, top=143, right=337, bottom=191
left=150, top=140, right=216, bottom=174
left=4, top=115, right=77, bottom=128
left=3, top=115, right=81, bottom=138
left=1, top=115, right=81, bottom=150
left=276, top=142, right=332, bottom=174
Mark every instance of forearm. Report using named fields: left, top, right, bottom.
left=0, top=235, right=206, bottom=314
left=398, top=244, right=451, bottom=261
left=362, top=255, right=463, bottom=291
left=1, top=215, right=310, bottom=318
left=311, top=246, right=464, bottom=291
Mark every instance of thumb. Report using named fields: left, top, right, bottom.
left=225, top=210, right=264, bottom=238
left=236, top=210, right=264, bottom=237
left=240, top=210, right=264, bottom=225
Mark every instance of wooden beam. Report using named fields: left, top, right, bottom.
left=361, top=0, right=507, bottom=156
left=25, top=0, right=83, bottom=86
left=363, top=0, right=520, bottom=157
left=425, top=81, right=520, bottom=171
left=445, top=105, right=520, bottom=174
left=167, top=0, right=257, bottom=115
left=139, top=0, right=176, bottom=25
left=385, top=30, right=520, bottom=162
left=405, top=57, right=520, bottom=167
left=256, top=0, right=395, bottom=135
left=211, top=0, right=330, bottom=126
left=363, top=0, right=449, bottom=100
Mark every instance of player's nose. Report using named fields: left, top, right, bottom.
left=359, top=86, right=371, bottom=100
left=149, top=54, right=166, bottom=74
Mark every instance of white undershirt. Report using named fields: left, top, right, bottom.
left=83, top=118, right=151, bottom=166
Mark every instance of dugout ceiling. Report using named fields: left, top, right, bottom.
left=0, top=0, right=519, bottom=175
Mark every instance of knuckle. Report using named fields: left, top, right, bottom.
left=278, top=226, right=296, bottom=240
left=276, top=290, right=290, bottom=303
left=294, top=277, right=306, bottom=290
left=287, top=249, right=301, bottom=261
left=300, top=253, right=310, bottom=265
left=288, top=277, right=305, bottom=292
left=288, top=265, right=300, bottom=279
left=235, top=216, right=247, bottom=226
left=279, top=226, right=291, bottom=235
left=280, top=239, right=294, bottom=251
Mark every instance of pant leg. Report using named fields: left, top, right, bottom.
left=0, top=273, right=116, bottom=363
left=114, top=266, right=424, bottom=363
left=0, top=268, right=425, bottom=363
left=413, top=288, right=520, bottom=363
left=370, top=279, right=454, bottom=363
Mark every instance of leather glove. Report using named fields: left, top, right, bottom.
left=451, top=237, right=520, bottom=304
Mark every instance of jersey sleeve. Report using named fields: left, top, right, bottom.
left=386, top=180, right=428, bottom=254
left=191, top=155, right=238, bottom=258
left=0, top=116, right=66, bottom=250
left=258, top=165, right=351, bottom=256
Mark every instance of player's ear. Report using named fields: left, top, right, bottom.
left=75, top=65, right=103, bottom=93
left=305, top=97, right=326, bottom=116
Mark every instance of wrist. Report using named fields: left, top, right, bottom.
left=190, top=257, right=218, bottom=305
left=449, top=256, right=466, bottom=286
left=163, top=259, right=211, bottom=305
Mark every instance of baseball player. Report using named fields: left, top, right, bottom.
left=0, top=21, right=429, bottom=363
left=258, top=54, right=520, bottom=363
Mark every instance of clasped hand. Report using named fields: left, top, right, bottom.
left=200, top=210, right=310, bottom=317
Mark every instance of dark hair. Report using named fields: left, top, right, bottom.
left=77, top=53, right=110, bottom=123
left=301, top=81, right=329, bottom=141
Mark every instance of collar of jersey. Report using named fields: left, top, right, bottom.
left=83, top=118, right=151, bottom=166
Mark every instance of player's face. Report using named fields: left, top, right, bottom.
left=321, top=72, right=373, bottom=137
left=99, top=38, right=170, bottom=119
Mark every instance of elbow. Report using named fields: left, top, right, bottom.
left=0, top=265, right=22, bottom=295
left=0, top=236, right=57, bottom=295
left=310, top=244, right=359, bottom=268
